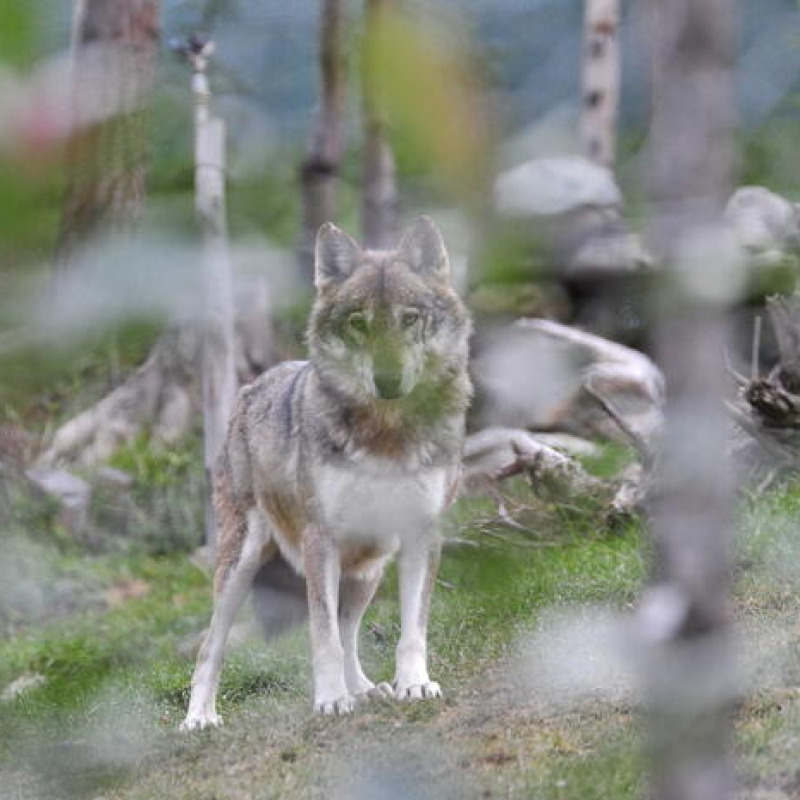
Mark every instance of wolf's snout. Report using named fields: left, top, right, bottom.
left=374, top=372, right=404, bottom=400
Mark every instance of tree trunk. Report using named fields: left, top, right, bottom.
left=640, top=3, right=738, bottom=800
left=361, top=0, right=399, bottom=249
left=55, top=0, right=160, bottom=283
left=38, top=36, right=270, bottom=472
left=581, top=0, right=620, bottom=168
left=38, top=326, right=199, bottom=467
left=190, top=41, right=238, bottom=551
left=298, top=0, right=348, bottom=281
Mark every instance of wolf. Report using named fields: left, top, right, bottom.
left=181, top=217, right=472, bottom=728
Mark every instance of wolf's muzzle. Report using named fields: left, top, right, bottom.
left=374, top=372, right=404, bottom=400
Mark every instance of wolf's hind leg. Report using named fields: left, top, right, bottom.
left=181, top=509, right=267, bottom=731
left=339, top=571, right=393, bottom=700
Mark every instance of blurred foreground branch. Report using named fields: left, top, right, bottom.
left=640, top=2, right=739, bottom=799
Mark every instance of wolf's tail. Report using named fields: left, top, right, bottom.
left=251, top=552, right=308, bottom=641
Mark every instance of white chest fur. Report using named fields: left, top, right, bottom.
left=315, top=457, right=449, bottom=544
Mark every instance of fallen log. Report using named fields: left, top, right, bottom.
left=473, top=318, right=664, bottom=459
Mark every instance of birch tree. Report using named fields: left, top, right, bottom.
left=581, top=0, right=620, bottom=168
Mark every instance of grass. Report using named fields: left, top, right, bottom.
left=2, top=459, right=800, bottom=799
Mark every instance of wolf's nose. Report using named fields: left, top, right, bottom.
left=375, top=373, right=404, bottom=400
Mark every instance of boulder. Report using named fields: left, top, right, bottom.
left=494, top=156, right=622, bottom=217
left=492, top=156, right=654, bottom=281
left=725, top=186, right=800, bottom=263
left=26, top=467, right=91, bottom=535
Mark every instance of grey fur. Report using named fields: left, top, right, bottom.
left=182, top=217, right=472, bottom=727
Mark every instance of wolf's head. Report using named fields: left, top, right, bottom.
left=308, top=217, right=471, bottom=409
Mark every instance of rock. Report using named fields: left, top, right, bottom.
left=25, top=467, right=91, bottom=534
left=493, top=156, right=653, bottom=281
left=494, top=156, right=622, bottom=217
left=725, top=186, right=800, bottom=262
left=1, top=673, right=46, bottom=702
left=567, top=232, right=654, bottom=276
left=94, top=466, right=134, bottom=489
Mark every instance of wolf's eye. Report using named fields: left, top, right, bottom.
left=347, top=312, right=368, bottom=334
left=401, top=310, right=420, bottom=329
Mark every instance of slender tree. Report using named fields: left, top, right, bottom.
left=361, top=0, right=399, bottom=249
left=55, top=0, right=160, bottom=281
left=581, top=0, right=620, bottom=168
left=184, top=37, right=237, bottom=551
left=641, top=2, right=738, bottom=800
left=298, top=0, right=348, bottom=280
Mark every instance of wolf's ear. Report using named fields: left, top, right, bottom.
left=315, top=223, right=362, bottom=291
left=398, top=217, right=449, bottom=282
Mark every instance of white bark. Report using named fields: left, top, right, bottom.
left=581, top=0, right=621, bottom=168
left=191, top=46, right=237, bottom=551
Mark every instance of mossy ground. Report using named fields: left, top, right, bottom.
left=3, top=452, right=800, bottom=800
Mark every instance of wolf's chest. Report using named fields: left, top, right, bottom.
left=315, top=458, right=449, bottom=542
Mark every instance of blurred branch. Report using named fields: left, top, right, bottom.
left=641, top=2, right=738, bottom=800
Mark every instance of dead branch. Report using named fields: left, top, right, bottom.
left=462, top=426, right=647, bottom=527
left=474, top=318, right=664, bottom=451
left=731, top=293, right=800, bottom=484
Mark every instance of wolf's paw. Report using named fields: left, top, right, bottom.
left=355, top=682, right=394, bottom=703
left=395, top=681, right=442, bottom=701
left=179, top=711, right=222, bottom=731
left=314, top=694, right=356, bottom=716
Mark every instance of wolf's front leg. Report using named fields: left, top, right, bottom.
left=394, top=536, right=442, bottom=701
left=304, top=526, right=354, bottom=715
left=339, top=572, right=393, bottom=700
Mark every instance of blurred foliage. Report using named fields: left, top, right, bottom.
left=365, top=4, right=491, bottom=204
left=109, top=435, right=197, bottom=489
left=97, top=435, right=205, bottom=555
left=0, top=319, right=162, bottom=427
left=0, top=0, right=35, bottom=68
